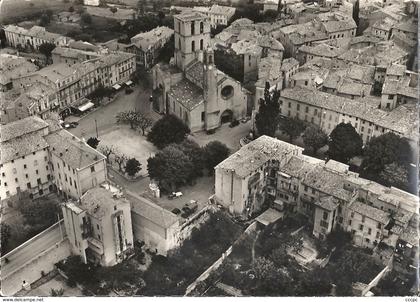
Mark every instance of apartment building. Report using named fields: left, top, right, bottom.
left=61, top=186, right=134, bottom=266
left=214, top=136, right=418, bottom=252
left=52, top=47, right=101, bottom=66
left=0, top=54, right=38, bottom=92
left=193, top=5, right=236, bottom=28
left=279, top=86, right=417, bottom=143
left=45, top=129, right=107, bottom=200
left=0, top=117, right=51, bottom=204
left=15, top=51, right=136, bottom=115
left=129, top=26, right=174, bottom=69
left=0, top=116, right=107, bottom=206
left=4, top=25, right=72, bottom=50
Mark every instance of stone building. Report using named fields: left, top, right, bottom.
left=61, top=186, right=134, bottom=266
left=152, top=12, right=250, bottom=132
left=214, top=136, right=418, bottom=254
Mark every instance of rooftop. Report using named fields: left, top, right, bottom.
left=79, top=187, right=130, bottom=219
left=216, top=135, right=303, bottom=177
left=131, top=26, right=174, bottom=51
left=1, top=132, right=48, bottom=164
left=175, top=12, right=207, bottom=22
left=349, top=201, right=390, bottom=224
left=281, top=57, right=299, bottom=71
left=298, top=43, right=343, bottom=58
left=35, top=63, right=77, bottom=83
left=127, top=191, right=179, bottom=229
left=44, top=129, right=105, bottom=169
left=392, top=20, right=417, bottom=34
left=168, top=78, right=204, bottom=111
left=322, top=19, right=357, bottom=33
left=315, top=196, right=339, bottom=211
left=399, top=225, right=418, bottom=247
left=0, top=116, right=48, bottom=142
left=386, top=63, right=407, bottom=76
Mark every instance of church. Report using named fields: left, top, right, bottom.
left=152, top=12, right=251, bottom=132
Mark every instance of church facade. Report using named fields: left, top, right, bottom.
left=152, top=12, right=250, bottom=132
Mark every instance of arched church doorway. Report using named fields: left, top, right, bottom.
left=220, top=110, right=233, bottom=124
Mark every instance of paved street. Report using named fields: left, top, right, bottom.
left=69, top=83, right=155, bottom=139
left=1, top=221, right=66, bottom=277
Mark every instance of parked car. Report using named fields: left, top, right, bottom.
left=125, top=87, right=133, bottom=94
left=168, top=192, right=183, bottom=200
left=171, top=208, right=181, bottom=215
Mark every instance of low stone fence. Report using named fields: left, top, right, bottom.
left=1, top=239, right=71, bottom=296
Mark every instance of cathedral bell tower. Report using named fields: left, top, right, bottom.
left=173, top=12, right=210, bottom=71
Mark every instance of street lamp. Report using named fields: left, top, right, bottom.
left=95, top=119, right=99, bottom=138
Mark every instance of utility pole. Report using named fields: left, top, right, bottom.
left=95, top=119, right=99, bottom=138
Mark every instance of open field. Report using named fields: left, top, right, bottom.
left=0, top=0, right=73, bottom=23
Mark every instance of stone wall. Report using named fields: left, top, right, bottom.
left=1, top=239, right=71, bottom=296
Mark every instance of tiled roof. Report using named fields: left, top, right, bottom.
left=258, top=36, right=284, bottom=51
left=231, top=39, right=262, bottom=55
left=216, top=135, right=303, bottom=177
left=44, top=129, right=105, bottom=169
left=0, top=116, right=48, bottom=142
left=322, top=19, right=357, bottom=33
left=1, top=132, right=48, bottom=164
left=399, top=225, right=418, bottom=246
left=127, top=191, right=179, bottom=229
left=280, top=58, right=299, bottom=71
left=130, top=26, right=174, bottom=51
left=35, top=63, right=77, bottom=83
left=392, top=20, right=417, bottom=34
left=349, top=201, right=390, bottom=224
left=298, top=43, right=343, bottom=58
left=175, top=12, right=207, bottom=21
left=0, top=54, right=38, bottom=85
left=168, top=78, right=204, bottom=111
left=386, top=64, right=406, bottom=76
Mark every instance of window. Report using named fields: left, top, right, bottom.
left=365, top=238, right=370, bottom=243
left=36, top=170, right=39, bottom=175
left=4, top=182, right=7, bottom=187
left=323, top=211, right=328, bottom=220
left=388, top=94, right=394, bottom=99
left=200, top=22, right=203, bottom=34
left=200, top=39, right=203, bottom=50
left=377, top=222, right=381, bottom=229
left=178, top=38, right=181, bottom=49
left=37, top=178, right=41, bottom=185
left=27, top=182, right=31, bottom=189
left=368, top=228, right=372, bottom=235
left=314, top=109, right=318, bottom=116
left=191, top=21, right=195, bottom=35
left=191, top=40, right=195, bottom=52
left=97, top=224, right=100, bottom=230
left=91, top=166, right=95, bottom=173
left=338, top=217, right=343, bottom=223
left=297, top=104, right=300, bottom=111
left=348, top=219, right=352, bottom=226
left=350, top=211, right=354, bottom=218
left=15, top=178, right=18, bottom=182
left=201, top=112, right=205, bottom=122
left=304, top=185, right=308, bottom=192
left=362, top=216, right=365, bottom=223
left=24, top=164, right=27, bottom=169
left=320, top=220, right=329, bottom=228
left=288, top=102, right=291, bottom=108
left=359, top=224, right=364, bottom=231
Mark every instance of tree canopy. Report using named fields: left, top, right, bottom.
left=279, top=117, right=306, bottom=143
left=302, top=125, right=328, bottom=155
left=86, top=137, right=100, bottom=149
left=116, top=110, right=153, bottom=134
left=1, top=223, right=11, bottom=254
left=147, top=145, right=194, bottom=192
left=39, top=42, right=56, bottom=63
left=147, top=114, right=190, bottom=149
left=19, top=199, right=60, bottom=230
left=202, top=141, right=230, bottom=174
left=360, top=133, right=413, bottom=191
left=255, top=82, right=280, bottom=137
left=125, top=158, right=141, bottom=177
left=328, top=123, right=362, bottom=163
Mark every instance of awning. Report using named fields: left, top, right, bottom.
left=78, top=101, right=94, bottom=112
left=125, top=80, right=133, bottom=86
left=113, top=84, right=122, bottom=90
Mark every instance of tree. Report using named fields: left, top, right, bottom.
left=361, top=133, right=412, bottom=177
left=69, top=6, right=75, bottom=13
left=137, top=115, right=153, bottom=136
left=110, top=7, right=118, bottom=14
left=379, top=163, right=409, bottom=191
left=147, top=114, right=190, bottom=149
left=86, top=137, right=100, bottom=149
left=1, top=223, right=11, bottom=254
left=156, top=35, right=174, bottom=64
left=50, top=288, right=64, bottom=296
left=202, top=141, right=230, bottom=174
left=114, top=153, right=128, bottom=172
left=116, top=110, right=140, bottom=129
left=279, top=117, right=306, bottom=143
left=295, top=267, right=332, bottom=296
left=137, top=0, right=145, bottom=14
left=255, top=82, right=280, bottom=137
left=39, top=13, right=51, bottom=26
left=125, top=158, right=141, bottom=177
left=176, top=140, right=204, bottom=180
left=353, top=0, right=360, bottom=28
left=98, top=145, right=115, bottom=163
left=302, top=125, right=328, bottom=155
left=147, top=145, right=194, bottom=192
left=38, top=42, right=56, bottom=64
left=81, top=13, right=92, bottom=26
left=19, top=199, right=60, bottom=229
left=88, top=84, right=113, bottom=104
left=328, top=123, right=362, bottom=163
